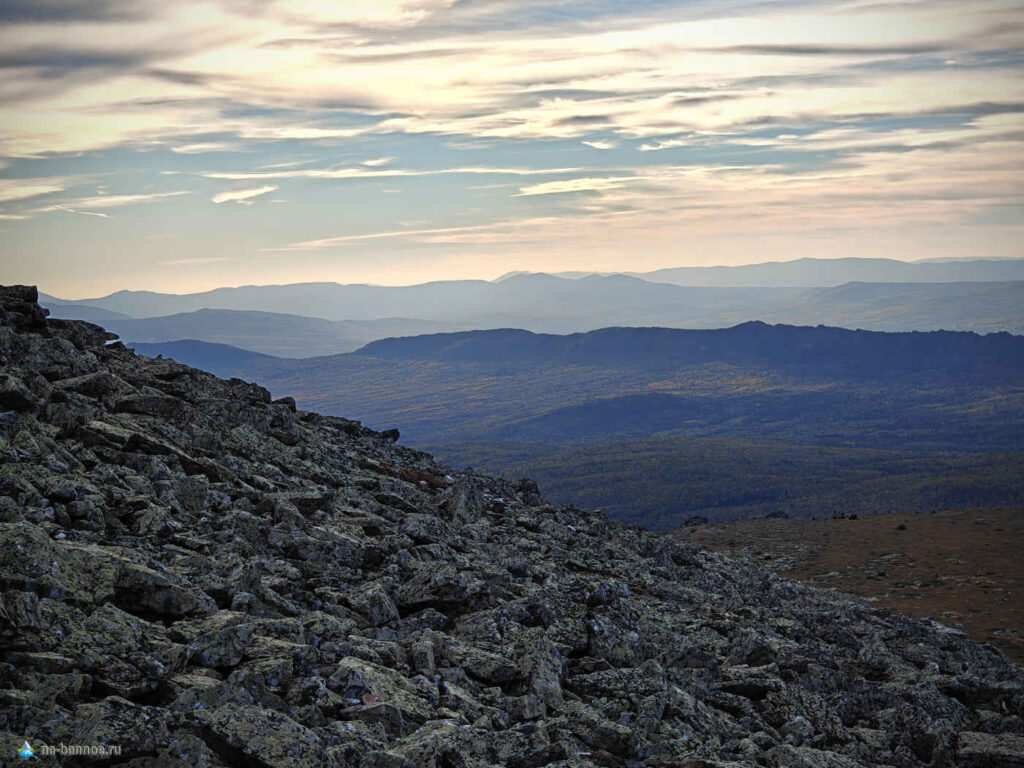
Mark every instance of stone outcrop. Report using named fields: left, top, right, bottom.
left=0, top=284, right=1021, bottom=767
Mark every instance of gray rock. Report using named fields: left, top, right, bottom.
left=0, top=373, right=36, bottom=411
left=958, top=731, right=1024, bottom=767
left=205, top=703, right=332, bottom=768
left=191, top=622, right=255, bottom=668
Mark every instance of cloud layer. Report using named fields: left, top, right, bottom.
left=0, top=0, right=1021, bottom=295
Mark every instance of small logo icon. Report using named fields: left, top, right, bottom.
left=19, top=741, right=34, bottom=759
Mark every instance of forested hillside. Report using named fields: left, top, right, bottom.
left=131, top=324, right=1024, bottom=529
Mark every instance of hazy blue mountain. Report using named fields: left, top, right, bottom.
left=43, top=274, right=798, bottom=322
left=506, top=258, right=1024, bottom=286
left=729, top=281, right=1024, bottom=334
left=103, top=309, right=464, bottom=357
left=126, top=339, right=281, bottom=377
left=39, top=295, right=132, bottom=325
left=626, top=257, right=1024, bottom=287
left=43, top=272, right=1024, bottom=336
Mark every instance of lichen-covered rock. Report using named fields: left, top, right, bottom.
left=205, top=704, right=333, bottom=768
left=0, top=373, right=36, bottom=410
left=347, top=583, right=400, bottom=628
left=0, top=284, right=1021, bottom=767
left=958, top=731, right=1024, bottom=767
left=191, top=622, right=255, bottom=668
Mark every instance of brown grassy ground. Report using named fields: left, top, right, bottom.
left=673, top=508, right=1024, bottom=662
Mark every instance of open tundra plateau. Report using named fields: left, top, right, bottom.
left=0, top=284, right=1022, bottom=768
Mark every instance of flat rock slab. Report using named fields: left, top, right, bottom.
left=959, top=731, right=1024, bottom=767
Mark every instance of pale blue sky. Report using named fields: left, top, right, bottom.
left=1, top=0, right=1022, bottom=297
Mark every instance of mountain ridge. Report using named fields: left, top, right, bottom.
left=41, top=276, right=1024, bottom=347
left=354, top=323, right=1024, bottom=380
left=633, top=257, right=1024, bottom=286
left=498, top=257, right=1024, bottom=286
left=97, top=310, right=467, bottom=359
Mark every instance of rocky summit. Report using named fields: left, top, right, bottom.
left=0, top=284, right=1021, bottom=768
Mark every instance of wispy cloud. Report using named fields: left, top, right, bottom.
left=516, top=176, right=636, bottom=196
left=201, top=165, right=589, bottom=181
left=211, top=185, right=278, bottom=204
left=48, top=206, right=111, bottom=218
left=0, top=178, right=69, bottom=203
left=639, top=138, right=690, bottom=152
left=24, top=190, right=190, bottom=218
left=273, top=223, right=508, bottom=250
left=70, top=191, right=190, bottom=209
left=272, top=216, right=564, bottom=250
left=160, top=256, right=233, bottom=266
left=171, top=141, right=241, bottom=154
left=714, top=43, right=951, bottom=57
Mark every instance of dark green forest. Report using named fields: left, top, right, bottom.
left=425, top=438, right=1024, bottom=530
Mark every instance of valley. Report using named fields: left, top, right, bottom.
left=123, top=323, right=1024, bottom=531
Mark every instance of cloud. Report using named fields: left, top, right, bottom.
left=47, top=206, right=111, bottom=218
left=272, top=215, right=564, bottom=250
left=516, top=176, right=635, bottom=196
left=715, top=43, right=950, bottom=56
left=361, top=156, right=394, bottom=166
left=171, top=141, right=241, bottom=154
left=160, top=256, right=233, bottom=266
left=555, top=114, right=614, bottom=126
left=639, top=137, right=689, bottom=151
left=0, top=177, right=68, bottom=203
left=268, top=0, right=459, bottom=30
left=0, top=0, right=1018, bottom=162
left=62, top=191, right=189, bottom=209
left=0, top=0, right=144, bottom=24
left=582, top=139, right=617, bottom=149
left=211, top=185, right=278, bottom=204
left=201, top=165, right=589, bottom=181
left=0, top=49, right=150, bottom=70
left=273, top=223, right=503, bottom=249
left=25, top=190, right=190, bottom=217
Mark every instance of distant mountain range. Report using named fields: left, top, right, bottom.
left=86, top=310, right=465, bottom=358
left=687, top=281, right=1024, bottom=334
left=39, top=271, right=1024, bottom=357
left=39, top=298, right=132, bottom=325
left=43, top=274, right=797, bottom=325
left=505, top=256, right=1024, bottom=287
left=45, top=256, right=1024, bottom=313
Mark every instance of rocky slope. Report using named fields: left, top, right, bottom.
left=1, top=284, right=1022, bottom=768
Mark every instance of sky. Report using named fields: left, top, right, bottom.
left=0, top=0, right=1022, bottom=298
